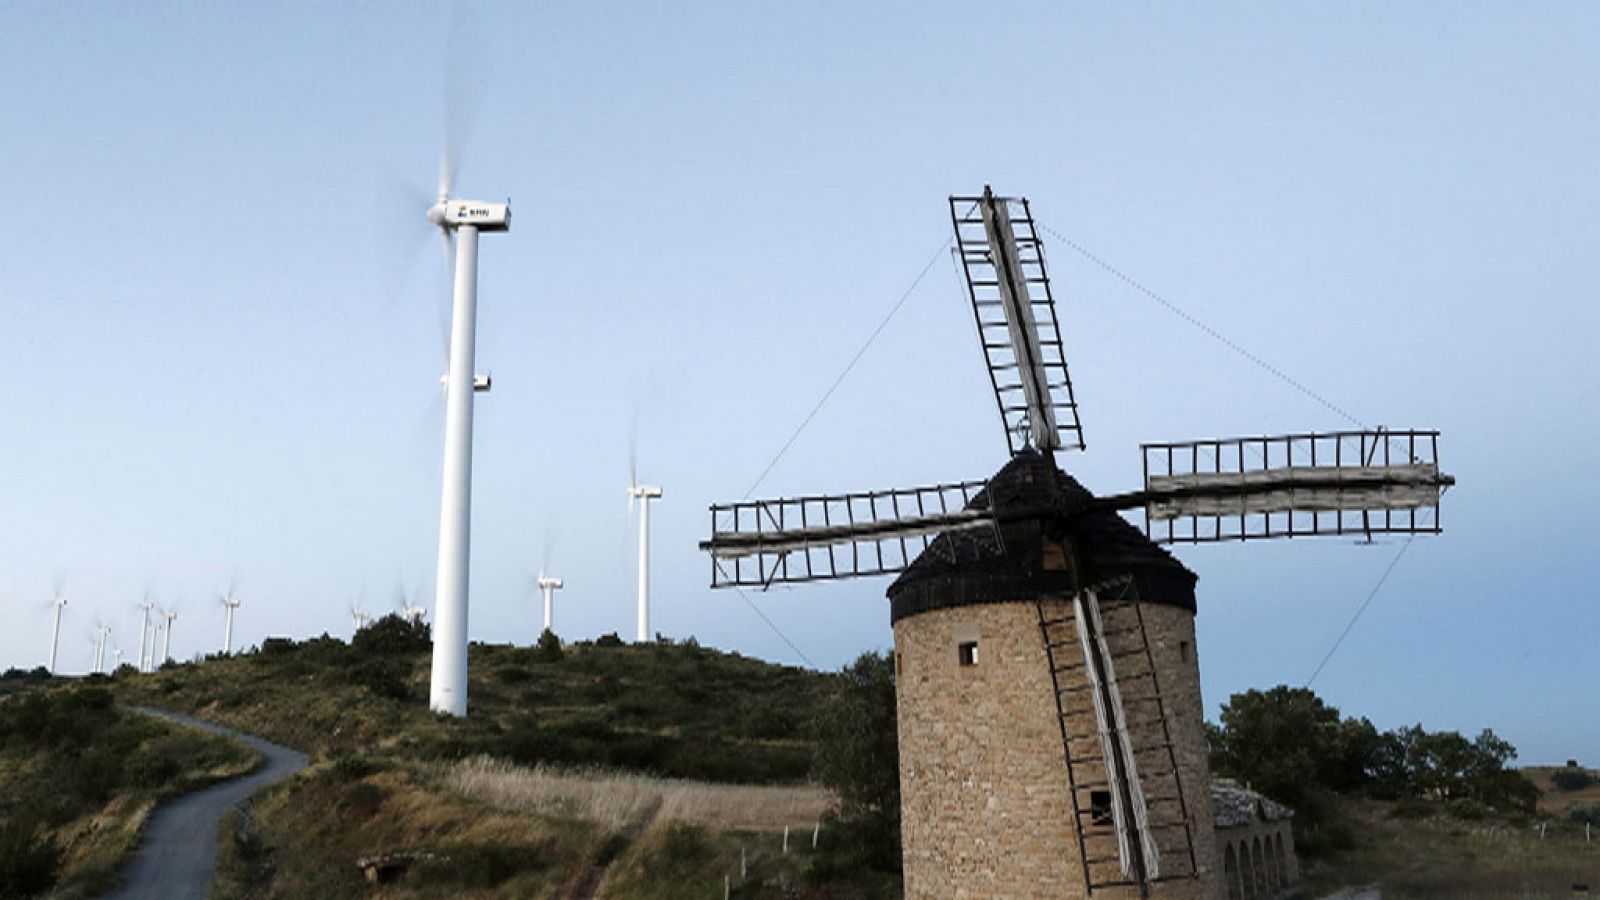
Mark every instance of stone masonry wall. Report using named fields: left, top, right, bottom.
left=894, top=596, right=1218, bottom=899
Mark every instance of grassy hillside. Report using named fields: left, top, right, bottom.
left=105, top=623, right=894, bottom=899
left=115, top=627, right=826, bottom=783
left=0, top=684, right=260, bottom=898
left=1303, top=794, right=1599, bottom=898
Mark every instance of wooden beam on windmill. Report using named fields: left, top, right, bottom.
left=951, top=186, right=1085, bottom=455
left=1102, top=429, right=1456, bottom=544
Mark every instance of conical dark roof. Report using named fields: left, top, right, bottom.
left=886, top=449, right=1197, bottom=623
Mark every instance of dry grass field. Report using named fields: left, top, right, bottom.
left=442, top=755, right=832, bottom=833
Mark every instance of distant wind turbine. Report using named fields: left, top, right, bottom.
left=138, top=593, right=155, bottom=673
left=93, top=624, right=111, bottom=674
left=536, top=570, right=563, bottom=635
left=160, top=608, right=177, bottom=665
left=219, top=584, right=241, bottom=655
left=628, top=448, right=663, bottom=644
left=47, top=587, right=67, bottom=675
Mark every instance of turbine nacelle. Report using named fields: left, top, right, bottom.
left=537, top=576, right=564, bottom=591
left=427, top=199, right=512, bottom=232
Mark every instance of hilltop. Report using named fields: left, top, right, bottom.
left=102, top=620, right=895, bottom=899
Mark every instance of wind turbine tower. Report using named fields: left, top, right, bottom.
left=536, top=571, right=563, bottom=634
left=351, top=603, right=370, bottom=633
left=628, top=483, right=663, bottom=643
left=221, top=589, right=241, bottom=655
left=47, top=591, right=67, bottom=674
left=93, top=625, right=110, bottom=674
left=160, top=609, right=177, bottom=665
left=138, top=597, right=155, bottom=673
left=424, top=161, right=510, bottom=717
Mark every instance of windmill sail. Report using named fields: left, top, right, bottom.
left=701, top=480, right=1000, bottom=587
left=1137, top=429, right=1454, bottom=543
left=951, top=187, right=1085, bottom=455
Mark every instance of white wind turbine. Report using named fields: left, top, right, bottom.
left=112, top=646, right=125, bottom=671
left=219, top=584, right=242, bottom=655
left=423, top=132, right=510, bottom=717
left=536, top=570, right=563, bottom=636
left=93, top=624, right=110, bottom=674
left=350, top=600, right=370, bottom=633
left=47, top=586, right=68, bottom=675
left=138, top=593, right=155, bottom=673
left=160, top=608, right=178, bottom=665
left=628, top=448, right=663, bottom=644
left=395, top=582, right=427, bottom=624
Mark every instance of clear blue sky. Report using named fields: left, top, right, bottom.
left=0, top=3, right=1594, bottom=763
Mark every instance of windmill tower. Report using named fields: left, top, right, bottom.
left=700, top=187, right=1454, bottom=897
left=137, top=595, right=155, bottom=673
left=536, top=571, right=563, bottom=634
left=47, top=590, right=67, bottom=675
left=93, top=624, right=110, bottom=674
left=628, top=482, right=663, bottom=643
left=220, top=589, right=242, bottom=655
left=160, top=608, right=177, bottom=665
left=423, top=148, right=510, bottom=717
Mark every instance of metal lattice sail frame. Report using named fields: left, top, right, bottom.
left=951, top=187, right=1085, bottom=454
left=704, top=481, right=998, bottom=588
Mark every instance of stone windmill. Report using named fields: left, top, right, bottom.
left=700, top=186, right=1453, bottom=897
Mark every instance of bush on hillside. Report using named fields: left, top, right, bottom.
left=1552, top=768, right=1596, bottom=791
left=1569, top=805, right=1600, bottom=827
left=0, top=814, right=60, bottom=896
left=594, top=632, right=624, bottom=648
left=352, top=614, right=430, bottom=655
left=534, top=629, right=563, bottom=662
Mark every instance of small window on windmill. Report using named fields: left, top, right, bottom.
left=954, top=623, right=980, bottom=668
left=1179, top=640, right=1191, bottom=664
left=1090, top=790, right=1113, bottom=826
left=957, top=641, right=978, bottom=667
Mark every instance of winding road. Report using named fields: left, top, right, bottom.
left=100, top=708, right=308, bottom=900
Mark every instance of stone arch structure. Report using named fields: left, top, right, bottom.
left=1223, top=844, right=1241, bottom=900
left=1273, top=833, right=1287, bottom=887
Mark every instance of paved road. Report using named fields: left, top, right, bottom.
left=100, top=708, right=308, bottom=900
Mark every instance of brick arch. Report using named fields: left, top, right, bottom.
left=1241, top=839, right=1258, bottom=900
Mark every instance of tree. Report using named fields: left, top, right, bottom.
left=1209, top=686, right=1345, bottom=810
left=811, top=651, right=900, bottom=871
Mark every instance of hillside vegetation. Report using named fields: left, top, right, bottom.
left=105, top=618, right=898, bottom=899
left=0, top=684, right=260, bottom=898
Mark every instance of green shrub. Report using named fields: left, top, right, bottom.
left=495, top=665, right=532, bottom=685
left=594, top=632, right=624, bottom=648
left=1552, top=768, right=1596, bottom=791
left=1569, top=805, right=1600, bottom=827
left=534, top=630, right=563, bottom=662
left=0, top=814, right=60, bottom=896
left=1389, top=797, right=1434, bottom=819
left=349, top=659, right=411, bottom=701
left=341, top=782, right=387, bottom=819
left=418, top=844, right=546, bottom=888
left=1446, top=797, right=1486, bottom=820
left=352, top=614, right=430, bottom=655
left=259, top=637, right=297, bottom=656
